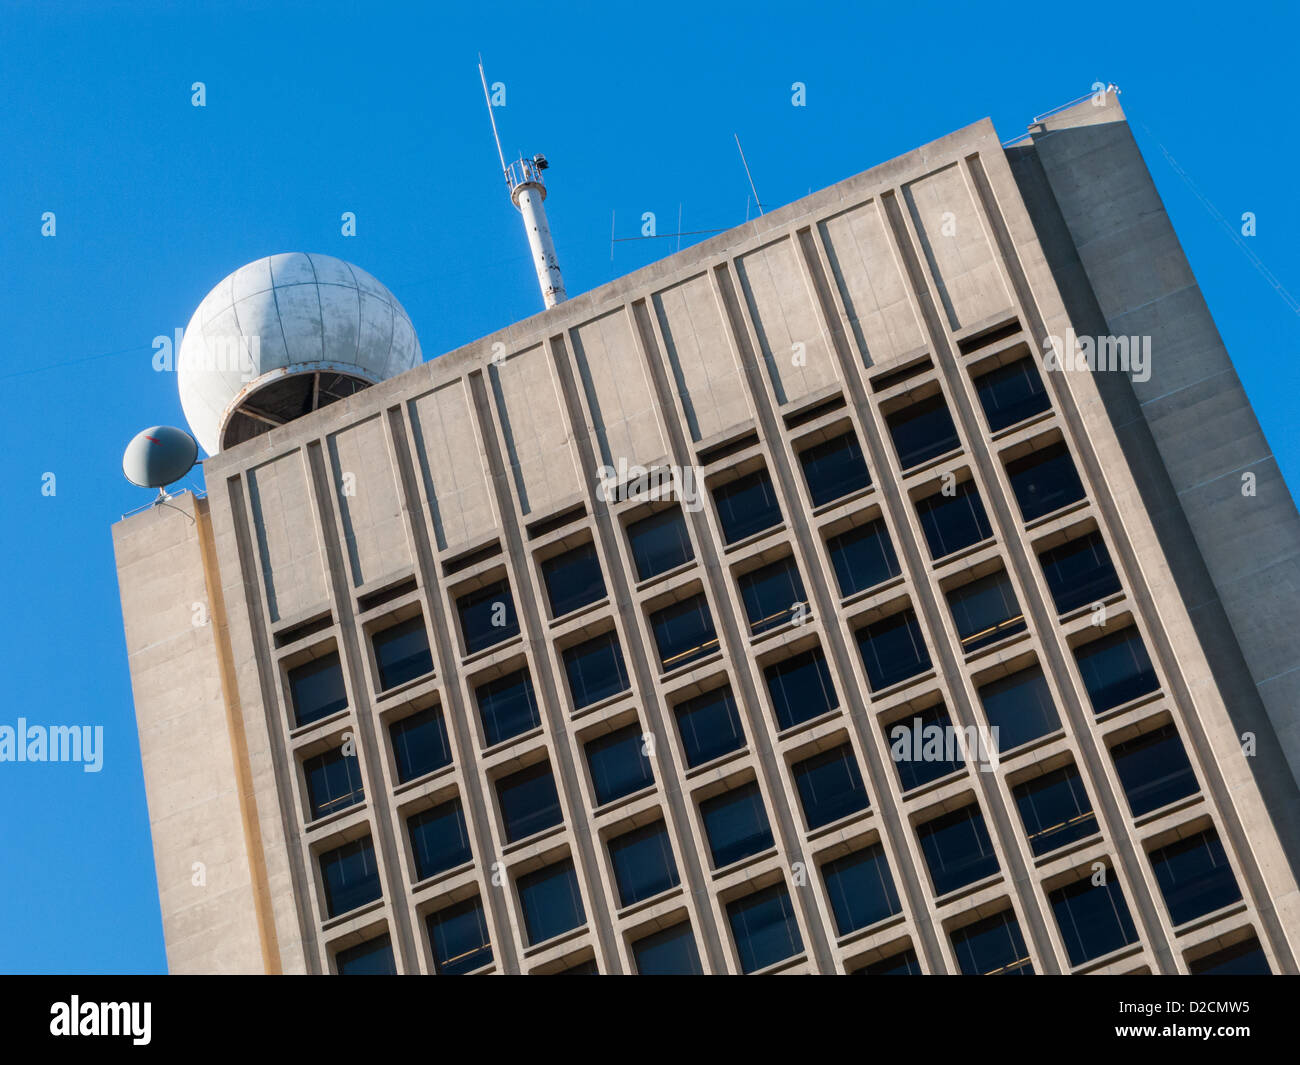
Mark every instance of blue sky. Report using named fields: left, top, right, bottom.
left=0, top=0, right=1296, bottom=973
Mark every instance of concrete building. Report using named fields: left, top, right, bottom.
left=113, top=92, right=1300, bottom=975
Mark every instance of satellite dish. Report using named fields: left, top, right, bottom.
left=123, top=425, right=199, bottom=494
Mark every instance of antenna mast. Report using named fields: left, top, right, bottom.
left=478, top=56, right=568, bottom=309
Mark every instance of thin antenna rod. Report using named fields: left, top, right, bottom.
left=735, top=134, right=763, bottom=216
left=478, top=54, right=508, bottom=178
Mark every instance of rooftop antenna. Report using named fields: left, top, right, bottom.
left=478, top=55, right=567, bottom=309
left=735, top=134, right=763, bottom=216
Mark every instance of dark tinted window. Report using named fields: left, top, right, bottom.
left=792, top=745, right=869, bottom=829
left=372, top=616, right=433, bottom=690
left=1013, top=765, right=1097, bottom=856
left=714, top=469, right=782, bottom=544
left=409, top=798, right=473, bottom=881
left=727, top=884, right=803, bottom=973
left=828, top=518, right=900, bottom=597
left=1111, top=723, right=1198, bottom=817
left=320, top=837, right=382, bottom=918
left=918, top=806, right=999, bottom=896
left=427, top=896, right=492, bottom=974
left=1006, top=442, right=1085, bottom=522
left=556, top=958, right=599, bottom=975
left=585, top=724, right=654, bottom=805
left=650, top=594, right=719, bottom=672
left=475, top=668, right=541, bottom=747
left=633, top=923, right=703, bottom=974
left=1150, top=830, right=1242, bottom=926
left=823, top=844, right=901, bottom=935
left=675, top=686, right=745, bottom=768
left=951, top=911, right=1033, bottom=975
left=563, top=632, right=630, bottom=708
left=853, top=948, right=921, bottom=975
left=886, top=704, right=964, bottom=792
left=304, top=746, right=364, bottom=821
left=1049, top=876, right=1138, bottom=966
left=800, top=432, right=872, bottom=507
left=739, top=557, right=807, bottom=635
left=457, top=579, right=520, bottom=654
left=978, top=666, right=1059, bottom=752
left=701, top=781, right=773, bottom=868
left=764, top=647, right=838, bottom=731
left=1189, top=938, right=1270, bottom=975
left=1075, top=628, right=1159, bottom=713
left=518, top=858, right=586, bottom=945
left=542, top=542, right=606, bottom=617
left=390, top=705, right=452, bottom=783
left=336, top=935, right=396, bottom=975
left=609, top=822, right=679, bottom=906
left=974, top=357, right=1051, bottom=432
left=496, top=762, right=562, bottom=843
left=857, top=609, right=931, bottom=691
left=627, top=508, right=693, bottom=581
left=916, top=481, right=992, bottom=559
left=948, top=571, right=1026, bottom=653
left=886, top=394, right=960, bottom=470
left=1039, top=531, right=1122, bottom=614
left=288, top=653, right=348, bottom=728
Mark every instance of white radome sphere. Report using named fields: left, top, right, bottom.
left=177, top=252, right=422, bottom=455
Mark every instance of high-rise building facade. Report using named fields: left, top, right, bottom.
left=113, top=93, right=1300, bottom=975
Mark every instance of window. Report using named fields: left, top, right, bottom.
left=1049, top=876, right=1138, bottom=966
left=977, top=665, right=1059, bottom=752
left=974, top=357, right=1051, bottom=432
left=457, top=579, right=520, bottom=655
left=701, top=781, right=774, bottom=868
left=304, top=746, right=364, bottom=821
left=372, top=616, right=433, bottom=690
left=518, top=858, right=586, bottom=945
left=886, top=394, right=960, bottom=470
left=886, top=704, right=964, bottom=792
left=822, top=844, right=901, bottom=935
left=627, top=508, right=693, bottom=581
left=556, top=958, right=599, bottom=975
left=288, top=652, right=347, bottom=728
left=496, top=762, right=562, bottom=843
left=1013, top=765, right=1097, bottom=856
left=1189, top=938, right=1270, bottom=975
left=542, top=542, right=606, bottom=618
left=727, top=884, right=803, bottom=973
left=336, top=935, right=396, bottom=975
left=608, top=822, right=679, bottom=906
left=714, top=469, right=783, bottom=544
left=739, top=557, right=807, bottom=635
left=408, top=798, right=473, bottom=881
left=1006, top=442, right=1085, bottom=522
left=632, top=923, right=703, bottom=975
left=800, top=432, right=871, bottom=507
left=856, top=609, right=931, bottom=691
left=828, top=518, right=900, bottom=597
left=563, top=632, right=630, bottom=709
left=650, top=594, right=719, bottom=672
left=585, top=724, right=654, bottom=806
left=1111, top=723, right=1198, bottom=817
left=792, top=744, right=869, bottom=829
left=916, top=481, right=993, bottom=559
left=947, top=571, right=1026, bottom=653
left=918, top=805, right=999, bottom=896
left=319, top=836, right=382, bottom=918
left=675, top=686, right=745, bottom=768
left=1075, top=628, right=1159, bottom=713
left=951, top=911, right=1033, bottom=975
left=1149, top=829, right=1242, bottom=926
left=764, top=647, right=838, bottom=731
left=390, top=705, right=452, bottom=783
left=1039, top=531, right=1121, bottom=614
left=853, top=948, right=921, bottom=975
left=475, top=668, right=541, bottom=747
left=427, top=896, right=492, bottom=974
